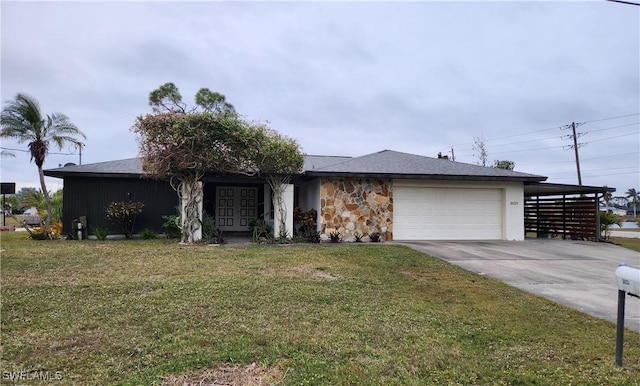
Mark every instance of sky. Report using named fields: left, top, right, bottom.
left=1, top=1, right=639, bottom=198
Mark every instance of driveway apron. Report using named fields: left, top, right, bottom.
left=401, top=239, right=640, bottom=332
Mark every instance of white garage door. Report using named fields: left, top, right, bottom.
left=394, top=186, right=503, bottom=240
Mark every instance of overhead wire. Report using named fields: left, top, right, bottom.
left=433, top=112, right=639, bottom=154
left=441, top=119, right=638, bottom=159
left=0, top=146, right=76, bottom=156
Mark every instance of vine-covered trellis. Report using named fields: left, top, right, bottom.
left=133, top=108, right=303, bottom=243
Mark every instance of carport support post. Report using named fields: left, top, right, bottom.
left=615, top=289, right=626, bottom=367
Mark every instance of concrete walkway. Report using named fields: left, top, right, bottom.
left=401, top=239, right=640, bottom=332
left=610, top=230, right=640, bottom=238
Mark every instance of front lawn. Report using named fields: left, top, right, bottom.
left=611, top=237, right=640, bottom=253
left=1, top=232, right=639, bottom=385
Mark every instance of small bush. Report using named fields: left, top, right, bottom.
left=93, top=227, right=110, bottom=241
left=369, top=232, right=381, bottom=242
left=105, top=201, right=144, bottom=239
left=275, top=234, right=292, bottom=244
left=140, top=228, right=158, bottom=239
left=353, top=232, right=364, bottom=243
left=599, top=211, right=622, bottom=240
left=329, top=230, right=342, bottom=243
left=202, top=211, right=223, bottom=244
left=161, top=214, right=181, bottom=239
left=306, top=230, right=321, bottom=244
left=294, top=207, right=318, bottom=238
left=25, top=221, right=63, bottom=240
left=249, top=216, right=272, bottom=242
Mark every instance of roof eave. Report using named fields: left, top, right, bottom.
left=304, top=171, right=547, bottom=182
left=44, top=171, right=146, bottom=179
left=524, top=181, right=616, bottom=196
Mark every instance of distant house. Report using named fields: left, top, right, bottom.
left=600, top=206, right=627, bottom=216
left=45, top=150, right=614, bottom=241
left=22, top=206, right=38, bottom=216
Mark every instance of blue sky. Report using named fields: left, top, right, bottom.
left=1, top=1, right=638, bottom=196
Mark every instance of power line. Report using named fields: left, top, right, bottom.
left=552, top=171, right=640, bottom=180
left=606, top=0, right=640, bottom=7
left=434, top=113, right=639, bottom=154
left=518, top=152, right=639, bottom=167
left=491, top=145, right=566, bottom=154
left=583, top=122, right=638, bottom=134
left=545, top=166, right=639, bottom=175
left=582, top=113, right=640, bottom=123
left=0, top=146, right=75, bottom=156
left=587, top=132, right=639, bottom=144
left=583, top=152, right=640, bottom=161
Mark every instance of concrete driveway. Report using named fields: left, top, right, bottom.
left=401, top=239, right=640, bottom=332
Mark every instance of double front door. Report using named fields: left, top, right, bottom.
left=215, top=186, right=258, bottom=232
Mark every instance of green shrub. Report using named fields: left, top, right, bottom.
left=369, top=232, right=381, bottom=242
left=105, top=201, right=144, bottom=239
left=202, top=211, right=222, bottom=244
left=306, top=230, right=321, bottom=244
left=249, top=216, right=273, bottom=242
left=140, top=228, right=158, bottom=239
left=161, top=214, right=181, bottom=239
left=329, top=230, right=342, bottom=243
left=353, top=232, right=364, bottom=242
left=92, top=226, right=110, bottom=241
left=600, top=211, right=622, bottom=240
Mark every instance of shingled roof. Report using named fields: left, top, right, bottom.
left=45, top=150, right=546, bottom=182
left=304, top=150, right=546, bottom=182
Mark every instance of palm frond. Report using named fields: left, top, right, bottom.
left=1, top=93, right=43, bottom=142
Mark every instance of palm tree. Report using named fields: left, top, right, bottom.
left=626, top=188, right=638, bottom=218
left=1, top=93, right=85, bottom=229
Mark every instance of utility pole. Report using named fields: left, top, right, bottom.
left=562, top=122, right=586, bottom=186
left=450, top=147, right=456, bottom=161
left=571, top=122, right=582, bottom=185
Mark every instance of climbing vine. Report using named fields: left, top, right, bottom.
left=133, top=94, right=303, bottom=243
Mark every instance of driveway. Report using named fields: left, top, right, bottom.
left=401, top=239, right=640, bottom=332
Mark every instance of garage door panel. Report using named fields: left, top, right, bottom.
left=394, top=186, right=502, bottom=240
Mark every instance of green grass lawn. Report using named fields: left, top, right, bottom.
left=1, top=232, right=639, bottom=385
left=611, top=237, right=640, bottom=253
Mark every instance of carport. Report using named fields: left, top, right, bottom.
left=524, top=182, right=615, bottom=241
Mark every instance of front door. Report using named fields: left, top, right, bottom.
left=216, top=186, right=258, bottom=232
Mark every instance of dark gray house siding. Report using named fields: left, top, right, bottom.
left=62, top=177, right=177, bottom=236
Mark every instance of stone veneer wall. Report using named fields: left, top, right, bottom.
left=319, top=177, right=393, bottom=241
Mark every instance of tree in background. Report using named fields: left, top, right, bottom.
left=1, top=194, right=18, bottom=214
left=493, top=160, right=515, bottom=171
left=626, top=188, right=638, bottom=217
left=17, top=187, right=45, bottom=214
left=149, top=82, right=236, bottom=115
left=135, top=83, right=303, bottom=243
left=473, top=136, right=516, bottom=170
left=194, top=88, right=235, bottom=115
left=473, top=136, right=489, bottom=167
left=0, top=94, right=85, bottom=231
